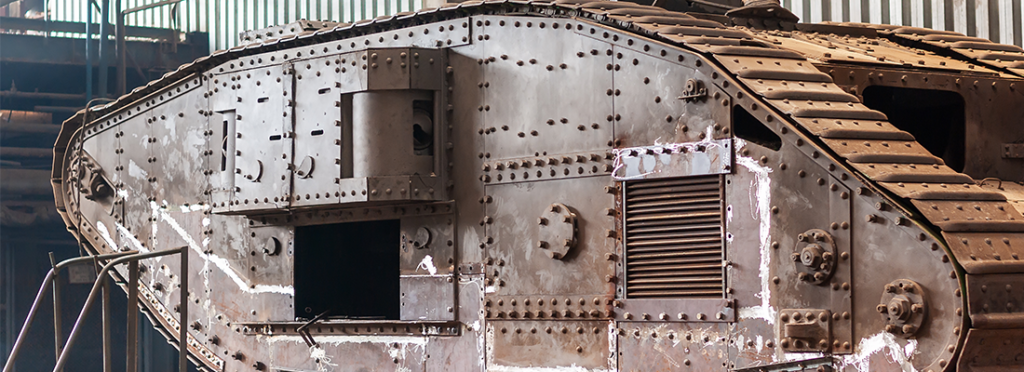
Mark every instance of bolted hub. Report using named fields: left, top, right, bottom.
left=887, top=297, right=912, bottom=321
left=537, top=203, right=578, bottom=260
left=800, top=244, right=824, bottom=267
left=878, top=279, right=927, bottom=338
left=790, top=229, right=837, bottom=285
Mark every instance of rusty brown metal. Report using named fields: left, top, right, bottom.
left=33, top=0, right=1024, bottom=371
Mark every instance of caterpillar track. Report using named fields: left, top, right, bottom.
left=51, top=0, right=1024, bottom=371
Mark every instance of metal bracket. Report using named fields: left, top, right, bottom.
left=732, top=356, right=833, bottom=372
left=678, top=78, right=707, bottom=102
left=777, top=309, right=832, bottom=352
left=1003, top=143, right=1024, bottom=159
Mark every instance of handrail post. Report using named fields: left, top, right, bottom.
left=48, top=252, right=63, bottom=371
left=2, top=251, right=133, bottom=372
left=179, top=248, right=188, bottom=372
left=126, top=261, right=138, bottom=372
left=102, top=271, right=112, bottom=372
left=52, top=247, right=186, bottom=372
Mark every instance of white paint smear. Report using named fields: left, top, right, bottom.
left=95, top=221, right=120, bottom=251
left=416, top=255, right=438, bottom=275
left=734, top=139, right=777, bottom=324
left=836, top=332, right=919, bottom=372
left=150, top=201, right=293, bottom=295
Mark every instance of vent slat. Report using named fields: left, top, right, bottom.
left=625, top=177, right=721, bottom=189
left=625, top=210, right=721, bottom=223
left=626, top=229, right=720, bottom=241
left=627, top=201, right=721, bottom=215
left=626, top=223, right=722, bottom=235
left=627, top=284, right=722, bottom=292
left=623, top=242, right=723, bottom=253
left=625, top=175, right=724, bottom=298
left=627, top=196, right=722, bottom=210
left=626, top=190, right=720, bottom=203
left=627, top=256, right=722, bottom=267
left=626, top=269, right=722, bottom=278
left=625, top=216, right=722, bottom=229
left=626, top=262, right=722, bottom=272
left=627, top=289, right=724, bottom=297
left=625, top=236, right=721, bottom=248
left=627, top=249, right=722, bottom=260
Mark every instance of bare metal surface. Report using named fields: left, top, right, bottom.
left=38, top=1, right=1024, bottom=371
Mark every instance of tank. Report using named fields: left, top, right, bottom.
left=49, top=0, right=1024, bottom=370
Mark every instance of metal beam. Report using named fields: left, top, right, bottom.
left=98, top=0, right=109, bottom=99
left=1, top=33, right=208, bottom=67
left=122, top=0, right=183, bottom=14
left=0, top=147, right=56, bottom=158
left=0, top=90, right=87, bottom=101
left=33, top=106, right=85, bottom=114
left=0, top=169, right=54, bottom=195
left=0, top=122, right=62, bottom=134
left=0, top=17, right=177, bottom=41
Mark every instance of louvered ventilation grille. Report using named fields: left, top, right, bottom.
left=624, top=176, right=724, bottom=298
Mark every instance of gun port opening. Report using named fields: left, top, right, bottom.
left=733, top=105, right=782, bottom=151
left=861, top=86, right=965, bottom=172
left=294, top=220, right=401, bottom=320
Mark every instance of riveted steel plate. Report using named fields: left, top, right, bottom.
left=878, top=182, right=1005, bottom=201
left=612, top=45, right=729, bottom=147
left=236, top=321, right=461, bottom=336
left=612, top=139, right=731, bottom=180
left=485, top=295, right=612, bottom=320
left=790, top=117, right=910, bottom=140
left=614, top=298, right=733, bottom=322
left=249, top=201, right=453, bottom=226
left=79, top=124, right=123, bottom=251
left=480, top=15, right=614, bottom=160
left=291, top=55, right=343, bottom=207
left=850, top=163, right=973, bottom=183
left=966, top=273, right=1024, bottom=328
left=943, top=232, right=1024, bottom=274
left=400, top=275, right=456, bottom=321
left=913, top=200, right=1024, bottom=232
left=483, top=150, right=615, bottom=185
left=957, top=328, right=1024, bottom=372
left=147, top=78, right=208, bottom=207
left=488, top=320, right=612, bottom=370
left=336, top=175, right=441, bottom=203
left=229, top=64, right=293, bottom=213
left=400, top=214, right=456, bottom=275
left=118, top=111, right=156, bottom=251
left=821, top=139, right=941, bottom=164
left=828, top=178, right=853, bottom=354
left=617, top=322, right=728, bottom=371
left=485, top=176, right=616, bottom=297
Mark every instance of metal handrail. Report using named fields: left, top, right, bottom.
left=52, top=247, right=187, bottom=372
left=2, top=251, right=133, bottom=372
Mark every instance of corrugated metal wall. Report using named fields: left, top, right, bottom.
left=48, top=0, right=422, bottom=51
left=783, top=0, right=1024, bottom=46
left=44, top=0, right=1024, bottom=51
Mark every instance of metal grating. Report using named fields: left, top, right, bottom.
left=623, top=176, right=725, bottom=298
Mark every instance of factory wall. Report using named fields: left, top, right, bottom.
left=41, top=0, right=1024, bottom=51
left=47, top=0, right=423, bottom=51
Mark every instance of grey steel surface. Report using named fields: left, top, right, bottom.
left=37, top=1, right=1024, bottom=371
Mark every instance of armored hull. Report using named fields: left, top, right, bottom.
left=51, top=1, right=1024, bottom=371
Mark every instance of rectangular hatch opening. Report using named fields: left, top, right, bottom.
left=294, top=220, right=400, bottom=320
